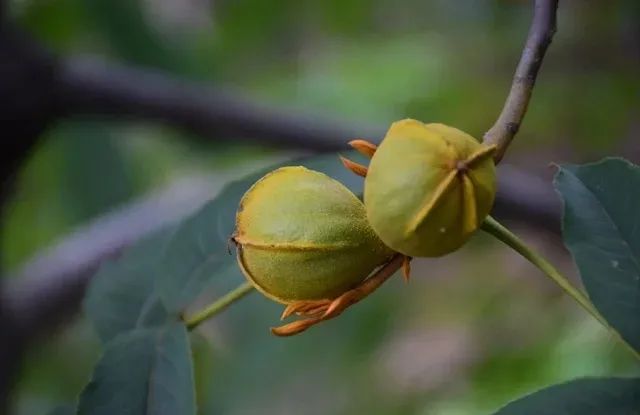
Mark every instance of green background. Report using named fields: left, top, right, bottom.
left=4, top=1, right=639, bottom=414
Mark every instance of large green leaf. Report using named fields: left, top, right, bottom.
left=157, top=152, right=362, bottom=312
left=493, top=377, right=640, bottom=414
left=554, top=158, right=640, bottom=351
left=84, top=229, right=174, bottom=343
left=77, top=323, right=195, bottom=415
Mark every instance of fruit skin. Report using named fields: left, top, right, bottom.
left=234, top=166, right=393, bottom=304
left=364, top=119, right=497, bottom=257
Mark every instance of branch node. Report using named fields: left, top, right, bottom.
left=483, top=0, right=559, bottom=164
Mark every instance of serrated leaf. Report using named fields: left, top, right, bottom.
left=77, top=323, right=195, bottom=415
left=157, top=153, right=362, bottom=312
left=84, top=229, right=175, bottom=343
left=493, top=377, right=640, bottom=414
left=554, top=158, right=640, bottom=351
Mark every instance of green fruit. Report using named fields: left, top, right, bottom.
left=234, top=166, right=393, bottom=303
left=364, top=119, right=497, bottom=257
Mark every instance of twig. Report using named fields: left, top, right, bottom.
left=483, top=0, right=558, bottom=162
left=184, top=282, right=254, bottom=330
left=482, top=216, right=640, bottom=360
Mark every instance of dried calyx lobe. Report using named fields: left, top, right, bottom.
left=364, top=119, right=497, bottom=257
left=234, top=166, right=393, bottom=303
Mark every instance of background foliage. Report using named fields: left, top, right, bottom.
left=3, top=0, right=639, bottom=414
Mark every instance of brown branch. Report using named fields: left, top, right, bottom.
left=56, top=56, right=379, bottom=152
left=483, top=0, right=558, bottom=163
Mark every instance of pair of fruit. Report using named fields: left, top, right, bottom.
left=233, top=119, right=497, bottom=335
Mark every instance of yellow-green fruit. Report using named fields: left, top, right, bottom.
left=364, top=119, right=497, bottom=257
left=234, top=166, right=393, bottom=303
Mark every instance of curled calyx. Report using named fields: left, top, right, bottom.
left=233, top=119, right=497, bottom=336
left=233, top=166, right=398, bottom=336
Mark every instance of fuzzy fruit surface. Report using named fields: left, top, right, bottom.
left=364, top=119, right=497, bottom=257
left=235, top=166, right=393, bottom=303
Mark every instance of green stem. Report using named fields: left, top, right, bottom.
left=481, top=215, right=640, bottom=360
left=185, top=282, right=254, bottom=330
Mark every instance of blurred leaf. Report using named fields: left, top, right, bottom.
left=84, top=229, right=175, bottom=343
left=77, top=323, right=195, bottom=415
left=317, top=0, right=373, bottom=34
left=554, top=158, right=640, bottom=352
left=157, top=152, right=362, bottom=312
left=214, top=0, right=297, bottom=64
left=493, top=377, right=640, bottom=414
left=47, top=405, right=76, bottom=415
left=252, top=35, right=448, bottom=124
left=82, top=0, right=184, bottom=71
left=2, top=135, right=68, bottom=270
left=2, top=122, right=139, bottom=271
left=17, top=322, right=101, bottom=411
left=59, top=122, right=138, bottom=222
left=18, top=0, right=89, bottom=51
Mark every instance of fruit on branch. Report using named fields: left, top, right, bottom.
left=364, top=119, right=497, bottom=257
left=233, top=166, right=394, bottom=304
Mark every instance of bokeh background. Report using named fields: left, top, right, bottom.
left=3, top=0, right=640, bottom=414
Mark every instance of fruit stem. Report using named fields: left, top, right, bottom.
left=184, top=282, right=255, bottom=330
left=481, top=215, right=640, bottom=360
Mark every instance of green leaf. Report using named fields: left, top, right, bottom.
left=493, top=377, right=640, bottom=414
left=554, top=158, right=640, bottom=351
left=77, top=323, right=196, bottom=415
left=157, top=153, right=362, bottom=312
left=84, top=229, right=174, bottom=343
